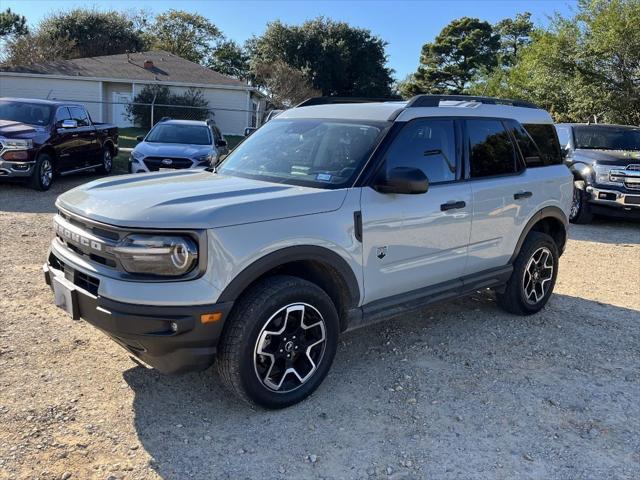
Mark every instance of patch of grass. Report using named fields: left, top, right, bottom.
left=118, top=127, right=148, bottom=150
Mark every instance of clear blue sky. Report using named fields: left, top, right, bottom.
left=3, top=0, right=578, bottom=80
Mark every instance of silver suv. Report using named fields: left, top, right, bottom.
left=129, top=119, right=228, bottom=173
left=44, top=95, right=572, bottom=408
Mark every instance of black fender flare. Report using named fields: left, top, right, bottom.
left=217, top=245, right=361, bottom=307
left=509, top=206, right=569, bottom=263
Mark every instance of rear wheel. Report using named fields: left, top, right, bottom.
left=30, top=153, right=54, bottom=191
left=569, top=181, right=593, bottom=224
left=96, top=146, right=113, bottom=175
left=217, top=275, right=339, bottom=409
left=497, top=232, right=559, bottom=315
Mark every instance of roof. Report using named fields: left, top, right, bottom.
left=557, top=123, right=640, bottom=130
left=158, top=119, right=209, bottom=126
left=279, top=97, right=553, bottom=124
left=0, top=97, right=81, bottom=107
left=0, top=50, right=247, bottom=88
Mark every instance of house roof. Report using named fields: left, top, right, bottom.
left=0, top=50, right=247, bottom=88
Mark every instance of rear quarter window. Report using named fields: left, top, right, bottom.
left=523, top=124, right=563, bottom=166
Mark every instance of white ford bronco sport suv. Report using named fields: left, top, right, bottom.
left=44, top=95, right=572, bottom=408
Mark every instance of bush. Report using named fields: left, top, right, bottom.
left=126, top=85, right=211, bottom=128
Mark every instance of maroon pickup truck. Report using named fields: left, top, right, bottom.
left=0, top=97, right=118, bottom=190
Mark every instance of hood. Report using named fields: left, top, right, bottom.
left=0, top=119, right=42, bottom=139
left=573, top=148, right=640, bottom=166
left=135, top=141, right=213, bottom=158
left=56, top=171, right=348, bottom=229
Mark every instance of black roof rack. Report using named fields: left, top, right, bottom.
left=406, top=94, right=539, bottom=109
left=296, top=96, right=402, bottom=108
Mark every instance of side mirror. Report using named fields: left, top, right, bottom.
left=374, top=167, right=429, bottom=195
left=215, top=139, right=228, bottom=148
left=244, top=127, right=257, bottom=137
left=61, top=119, right=78, bottom=129
left=136, top=135, right=144, bottom=142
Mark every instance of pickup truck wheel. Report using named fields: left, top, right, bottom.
left=30, top=153, right=54, bottom=191
left=96, top=146, right=113, bottom=174
left=569, top=181, right=593, bottom=224
left=217, top=275, right=339, bottom=409
left=497, top=232, right=559, bottom=315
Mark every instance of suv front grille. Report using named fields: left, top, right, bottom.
left=49, top=254, right=100, bottom=296
left=143, top=157, right=194, bottom=171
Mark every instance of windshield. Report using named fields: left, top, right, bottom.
left=573, top=126, right=640, bottom=151
left=218, top=118, right=387, bottom=188
left=145, top=124, right=211, bottom=145
left=0, top=101, right=54, bottom=126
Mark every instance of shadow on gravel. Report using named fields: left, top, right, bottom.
left=122, top=292, right=639, bottom=479
left=569, top=217, right=640, bottom=245
left=0, top=172, right=120, bottom=214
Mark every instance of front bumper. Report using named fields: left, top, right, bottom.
left=587, top=185, right=640, bottom=218
left=0, top=158, right=35, bottom=178
left=43, top=260, right=233, bottom=374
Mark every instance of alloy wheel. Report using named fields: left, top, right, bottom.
left=522, top=247, right=554, bottom=305
left=570, top=186, right=581, bottom=220
left=253, top=303, right=327, bottom=393
left=41, top=158, right=53, bottom=187
left=103, top=149, right=112, bottom=171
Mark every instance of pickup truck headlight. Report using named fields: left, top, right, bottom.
left=1, top=138, right=33, bottom=150
left=112, top=234, right=198, bottom=276
left=594, top=164, right=622, bottom=186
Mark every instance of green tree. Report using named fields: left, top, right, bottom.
left=149, top=10, right=221, bottom=64
left=249, top=17, right=394, bottom=97
left=400, top=17, right=500, bottom=96
left=495, top=12, right=534, bottom=66
left=38, top=9, right=145, bottom=58
left=253, top=60, right=320, bottom=108
left=208, top=40, right=249, bottom=79
left=0, top=8, right=28, bottom=38
left=126, top=84, right=210, bottom=128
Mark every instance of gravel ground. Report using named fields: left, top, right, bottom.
left=1, top=175, right=639, bottom=480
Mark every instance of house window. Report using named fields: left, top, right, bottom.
left=251, top=101, right=258, bottom=128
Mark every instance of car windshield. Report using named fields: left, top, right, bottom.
left=218, top=118, right=387, bottom=189
left=145, top=124, right=211, bottom=145
left=573, top=126, right=640, bottom=151
left=0, top=101, right=54, bottom=126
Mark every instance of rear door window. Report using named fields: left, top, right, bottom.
left=466, top=119, right=518, bottom=178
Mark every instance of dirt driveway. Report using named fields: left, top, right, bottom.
left=1, top=175, right=639, bottom=480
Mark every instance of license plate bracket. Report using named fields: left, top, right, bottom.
left=53, top=276, right=80, bottom=320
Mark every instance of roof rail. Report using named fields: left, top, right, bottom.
left=406, top=94, right=539, bottom=109
left=296, top=96, right=402, bottom=108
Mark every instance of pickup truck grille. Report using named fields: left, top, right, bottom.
left=143, top=157, right=194, bottom=171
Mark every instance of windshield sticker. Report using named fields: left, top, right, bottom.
left=316, top=173, right=332, bottom=182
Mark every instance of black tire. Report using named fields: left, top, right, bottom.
left=217, top=275, right=339, bottom=409
left=96, top=145, right=113, bottom=175
left=30, top=153, right=54, bottom=191
left=569, top=181, right=593, bottom=224
left=497, top=232, right=559, bottom=316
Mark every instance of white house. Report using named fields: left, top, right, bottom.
left=0, top=50, right=265, bottom=135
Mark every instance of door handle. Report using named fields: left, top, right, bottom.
left=514, top=191, right=533, bottom=200
left=440, top=200, right=466, bottom=211
left=71, top=134, right=79, bottom=138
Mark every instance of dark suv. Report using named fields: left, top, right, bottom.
left=556, top=123, right=640, bottom=223
left=0, top=98, right=118, bottom=190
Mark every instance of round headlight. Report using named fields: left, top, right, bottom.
left=112, top=234, right=199, bottom=277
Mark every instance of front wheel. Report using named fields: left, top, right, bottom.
left=217, top=276, right=339, bottom=409
left=30, top=153, right=54, bottom=191
left=96, top=146, right=113, bottom=175
left=569, top=181, right=593, bottom=224
left=497, top=232, right=559, bottom=315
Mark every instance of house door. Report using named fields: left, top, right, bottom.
left=112, top=92, right=133, bottom=127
